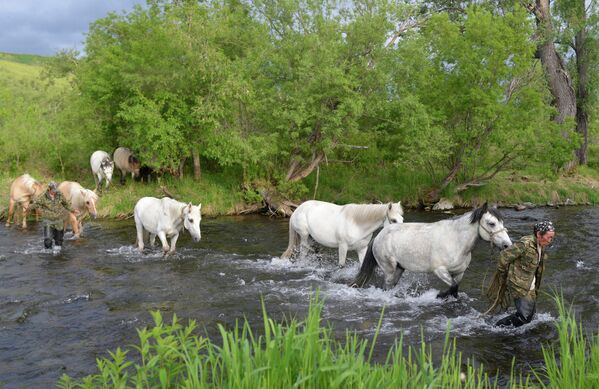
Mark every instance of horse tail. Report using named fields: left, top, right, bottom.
left=350, top=239, right=378, bottom=288
left=281, top=225, right=299, bottom=259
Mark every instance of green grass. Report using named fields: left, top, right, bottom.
left=56, top=293, right=599, bottom=388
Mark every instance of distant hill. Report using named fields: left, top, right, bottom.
left=0, top=52, right=49, bottom=66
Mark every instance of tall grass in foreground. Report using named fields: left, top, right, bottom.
left=58, top=294, right=599, bottom=388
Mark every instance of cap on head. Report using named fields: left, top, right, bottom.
left=48, top=181, right=58, bottom=192
left=534, top=220, right=554, bottom=235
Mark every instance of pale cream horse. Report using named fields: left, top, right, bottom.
left=58, top=181, right=98, bottom=238
left=6, top=174, right=45, bottom=228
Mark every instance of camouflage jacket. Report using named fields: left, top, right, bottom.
left=496, top=235, right=547, bottom=299
left=29, top=191, right=74, bottom=226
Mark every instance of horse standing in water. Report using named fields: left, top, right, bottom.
left=134, top=197, right=202, bottom=256
left=90, top=150, right=114, bottom=193
left=282, top=200, right=404, bottom=266
left=352, top=203, right=512, bottom=298
left=57, top=181, right=98, bottom=238
left=5, top=174, right=45, bottom=228
left=113, top=147, right=141, bottom=185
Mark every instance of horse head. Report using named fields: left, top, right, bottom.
left=472, top=203, right=512, bottom=249
left=81, top=189, right=98, bottom=219
left=384, top=201, right=404, bottom=226
left=183, top=203, right=202, bottom=242
left=101, top=158, right=114, bottom=182
left=128, top=155, right=141, bottom=176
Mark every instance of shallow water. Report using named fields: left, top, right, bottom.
left=0, top=207, right=598, bottom=387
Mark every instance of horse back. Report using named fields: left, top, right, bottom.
left=114, top=147, right=140, bottom=172
left=10, top=174, right=42, bottom=202
left=91, top=150, right=111, bottom=171
left=135, top=197, right=182, bottom=235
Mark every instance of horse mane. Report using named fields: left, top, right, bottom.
left=344, top=204, right=388, bottom=225
left=469, top=204, right=503, bottom=224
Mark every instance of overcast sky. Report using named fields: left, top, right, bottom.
left=0, top=0, right=146, bottom=56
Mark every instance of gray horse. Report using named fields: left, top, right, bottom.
left=113, top=147, right=141, bottom=185
left=90, top=150, right=114, bottom=193
left=351, top=203, right=512, bottom=298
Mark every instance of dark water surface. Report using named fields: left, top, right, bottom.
left=1, top=207, right=598, bottom=387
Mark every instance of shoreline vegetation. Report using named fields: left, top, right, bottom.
left=57, top=293, right=598, bottom=388
left=1, top=167, right=598, bottom=222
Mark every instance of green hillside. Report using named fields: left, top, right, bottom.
left=0, top=52, right=48, bottom=66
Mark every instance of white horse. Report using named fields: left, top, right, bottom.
left=90, top=150, right=114, bottom=193
left=282, top=200, right=404, bottom=266
left=351, top=203, right=512, bottom=298
left=134, top=197, right=202, bottom=255
left=58, top=181, right=98, bottom=238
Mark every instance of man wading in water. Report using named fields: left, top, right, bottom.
left=29, top=182, right=79, bottom=251
left=485, top=221, right=556, bottom=327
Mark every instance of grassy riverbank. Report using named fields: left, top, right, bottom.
left=57, top=294, right=598, bottom=388
left=1, top=164, right=598, bottom=222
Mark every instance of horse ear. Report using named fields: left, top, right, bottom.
left=198, top=203, right=202, bottom=210
left=388, top=203, right=392, bottom=210
left=80, top=189, right=86, bottom=197
left=480, top=202, right=488, bottom=213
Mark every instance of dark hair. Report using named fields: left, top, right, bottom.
left=470, top=202, right=503, bottom=224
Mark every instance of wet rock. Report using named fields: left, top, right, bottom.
left=432, top=198, right=454, bottom=211
left=514, top=204, right=527, bottom=211
left=564, top=198, right=576, bottom=206
left=522, top=202, right=536, bottom=208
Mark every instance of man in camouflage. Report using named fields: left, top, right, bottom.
left=485, top=221, right=556, bottom=327
left=29, top=181, right=78, bottom=250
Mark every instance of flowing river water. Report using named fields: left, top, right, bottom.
left=1, top=206, right=598, bottom=387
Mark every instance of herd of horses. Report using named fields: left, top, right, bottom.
left=4, top=149, right=513, bottom=298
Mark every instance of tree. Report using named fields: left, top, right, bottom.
left=527, top=0, right=598, bottom=166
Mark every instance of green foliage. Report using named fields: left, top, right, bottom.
left=1, top=0, right=597, bottom=206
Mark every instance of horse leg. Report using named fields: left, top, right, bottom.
left=149, top=233, right=157, bottom=247
left=337, top=243, right=349, bottom=267
left=120, top=169, right=125, bottom=185
left=168, top=233, right=179, bottom=255
left=21, top=202, right=29, bottom=229
left=434, top=267, right=459, bottom=299
left=298, top=233, right=311, bottom=259
left=5, top=198, right=15, bottom=226
left=384, top=267, right=405, bottom=291
left=157, top=231, right=170, bottom=254
left=69, top=213, right=80, bottom=238
left=135, top=218, right=145, bottom=252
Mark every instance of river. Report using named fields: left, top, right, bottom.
left=0, top=206, right=597, bottom=387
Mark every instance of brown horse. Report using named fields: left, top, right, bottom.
left=58, top=181, right=98, bottom=238
left=6, top=174, right=45, bottom=228
left=113, top=147, right=141, bottom=185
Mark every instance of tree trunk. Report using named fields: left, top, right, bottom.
left=574, top=10, right=589, bottom=165
left=286, top=151, right=326, bottom=182
left=192, top=148, right=201, bottom=180
left=178, top=157, right=187, bottom=178
left=424, top=158, right=463, bottom=203
left=534, top=0, right=577, bottom=124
